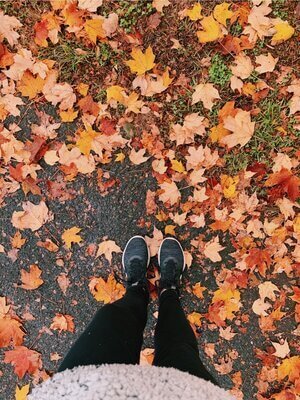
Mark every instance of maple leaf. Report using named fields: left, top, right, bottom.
left=187, top=312, right=202, bottom=327
left=221, top=109, right=255, bottom=148
left=230, top=53, right=254, bottom=79
left=4, top=346, right=42, bottom=378
left=57, top=273, right=70, bottom=295
left=213, top=2, right=233, bottom=26
left=258, top=281, right=280, bottom=302
left=152, top=0, right=170, bottom=13
left=129, top=148, right=150, bottom=165
left=191, top=83, right=220, bottom=110
left=204, top=236, right=225, bottom=262
left=0, top=11, right=22, bottom=46
left=140, top=348, right=155, bottom=365
left=84, top=18, right=105, bottom=44
left=89, top=274, right=125, bottom=303
left=0, top=94, right=24, bottom=117
left=96, top=239, right=121, bottom=263
left=197, top=15, right=222, bottom=43
left=17, top=71, right=45, bottom=99
left=76, top=125, right=99, bottom=155
left=15, top=384, right=30, bottom=400
left=219, top=326, right=237, bottom=341
left=145, top=227, right=163, bottom=257
left=20, top=264, right=43, bottom=290
left=50, top=314, right=74, bottom=332
left=170, top=113, right=208, bottom=145
left=265, top=168, right=300, bottom=201
left=60, top=109, right=78, bottom=122
left=245, top=247, right=272, bottom=276
left=158, top=181, right=181, bottom=206
left=290, top=286, right=300, bottom=303
left=252, top=298, right=271, bottom=316
left=78, top=0, right=103, bottom=12
left=272, top=339, right=290, bottom=359
left=192, top=282, right=207, bottom=299
left=62, top=226, right=83, bottom=249
left=271, top=20, right=295, bottom=45
left=11, top=201, right=49, bottom=231
left=278, top=356, right=300, bottom=382
left=125, top=47, right=156, bottom=75
left=255, top=52, right=278, bottom=74
left=186, top=3, right=203, bottom=21
left=0, top=316, right=25, bottom=348
left=221, top=174, right=239, bottom=198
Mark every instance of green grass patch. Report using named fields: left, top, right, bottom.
left=209, top=54, right=232, bottom=86
left=117, top=0, right=154, bottom=33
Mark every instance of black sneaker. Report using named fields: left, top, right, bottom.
left=122, top=235, right=150, bottom=288
left=158, top=237, right=186, bottom=294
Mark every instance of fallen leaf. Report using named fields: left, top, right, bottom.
left=15, top=384, right=30, bottom=400
left=278, top=356, right=300, bottom=382
left=0, top=316, right=25, bottom=348
left=50, top=314, right=74, bottom=332
left=187, top=312, right=202, bottom=327
left=0, top=11, right=22, bottom=47
left=271, top=20, right=295, bottom=45
left=4, top=346, right=42, bottom=378
left=204, top=236, right=225, bottom=262
left=158, top=181, right=181, bottom=206
left=213, top=2, right=233, bottom=26
left=221, top=109, right=255, bottom=148
left=197, top=15, right=222, bottom=43
left=140, top=348, right=155, bottom=365
left=272, top=339, right=290, bottom=359
left=60, top=109, right=78, bottom=122
left=96, top=239, right=121, bottom=263
left=129, top=148, right=150, bottom=165
left=78, top=0, right=102, bottom=12
left=186, top=3, right=203, bottom=21
left=258, top=281, right=280, bottom=302
left=230, top=53, right=254, bottom=79
left=192, top=282, right=206, bottom=299
left=152, top=0, right=170, bottom=13
left=11, top=201, right=49, bottom=231
left=125, top=47, right=156, bottom=75
left=17, top=71, right=45, bottom=99
left=20, top=264, right=43, bottom=290
left=89, top=274, right=125, bottom=303
left=62, top=226, right=83, bottom=249
left=255, top=52, right=278, bottom=74
left=192, top=83, right=220, bottom=110
left=84, top=18, right=105, bottom=44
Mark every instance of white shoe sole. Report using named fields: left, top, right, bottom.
left=122, top=235, right=151, bottom=275
left=158, top=237, right=186, bottom=277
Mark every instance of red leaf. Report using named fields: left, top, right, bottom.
left=4, top=346, right=42, bottom=378
left=100, top=118, right=116, bottom=135
left=245, top=248, right=272, bottom=276
left=265, top=169, right=300, bottom=201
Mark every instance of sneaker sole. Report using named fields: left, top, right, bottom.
left=121, top=235, right=151, bottom=275
left=157, top=237, right=186, bottom=278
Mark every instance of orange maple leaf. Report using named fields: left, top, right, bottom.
left=265, top=168, right=300, bottom=201
left=4, top=346, right=42, bottom=378
left=89, top=274, right=125, bottom=304
left=245, top=248, right=272, bottom=276
left=20, top=264, right=43, bottom=290
left=18, top=71, right=45, bottom=99
left=50, top=314, right=74, bottom=332
left=0, top=316, right=25, bottom=348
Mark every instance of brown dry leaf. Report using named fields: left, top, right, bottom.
left=62, top=226, right=83, bottom=249
left=11, top=201, right=50, bottom=231
left=57, top=273, right=70, bottom=295
left=152, top=0, right=170, bottom=13
left=20, top=264, right=43, bottom=290
left=219, top=326, right=237, bottom=341
left=0, top=11, right=22, bottom=46
left=78, top=0, right=102, bottom=12
left=272, top=339, right=290, bottom=359
left=129, top=148, right=150, bottom=165
left=50, top=314, right=74, bottom=332
left=220, top=109, right=255, bottom=148
left=89, top=274, right=125, bottom=303
left=204, top=236, right=225, bottom=262
left=230, top=53, right=254, bottom=79
left=255, top=53, right=278, bottom=74
left=192, top=83, right=220, bottom=110
left=158, top=181, right=181, bottom=206
left=258, top=281, right=280, bottom=302
left=11, top=231, right=26, bottom=249
left=96, top=239, right=121, bottom=263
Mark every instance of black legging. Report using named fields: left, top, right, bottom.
left=58, top=286, right=215, bottom=383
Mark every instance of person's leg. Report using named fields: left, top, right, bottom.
left=58, top=284, right=149, bottom=372
left=153, top=288, right=215, bottom=383
left=58, top=286, right=149, bottom=372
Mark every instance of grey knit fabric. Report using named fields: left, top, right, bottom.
left=28, top=364, right=235, bottom=400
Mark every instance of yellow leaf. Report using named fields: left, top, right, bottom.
left=76, top=126, right=99, bottom=155
left=77, top=82, right=89, bottom=96
left=186, top=3, right=202, bottom=21
left=271, top=21, right=295, bottom=45
left=18, top=71, right=45, bottom=99
left=293, top=215, right=300, bottom=234
left=125, top=46, right=156, bottom=75
left=123, top=91, right=144, bottom=114
left=162, top=67, right=173, bottom=87
left=212, top=287, right=241, bottom=320
left=221, top=174, right=239, bottom=198
left=164, top=225, right=176, bottom=235
left=278, top=356, right=300, bottom=382
left=106, top=85, right=125, bottom=103
left=96, top=239, right=121, bottom=263
left=15, top=384, right=30, bottom=400
left=84, top=18, right=105, bottom=44
left=60, top=109, right=78, bottom=122
left=115, top=152, right=125, bottom=162
left=90, top=274, right=125, bottom=303
left=196, top=15, right=222, bottom=43
left=210, top=124, right=230, bottom=143
left=187, top=312, right=202, bottom=327
left=213, top=2, right=233, bottom=26
left=170, top=159, right=186, bottom=173
left=62, top=227, right=82, bottom=249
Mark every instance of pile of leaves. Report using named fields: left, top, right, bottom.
left=0, top=0, right=299, bottom=399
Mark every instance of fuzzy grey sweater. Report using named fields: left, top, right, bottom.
left=28, top=364, right=235, bottom=400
